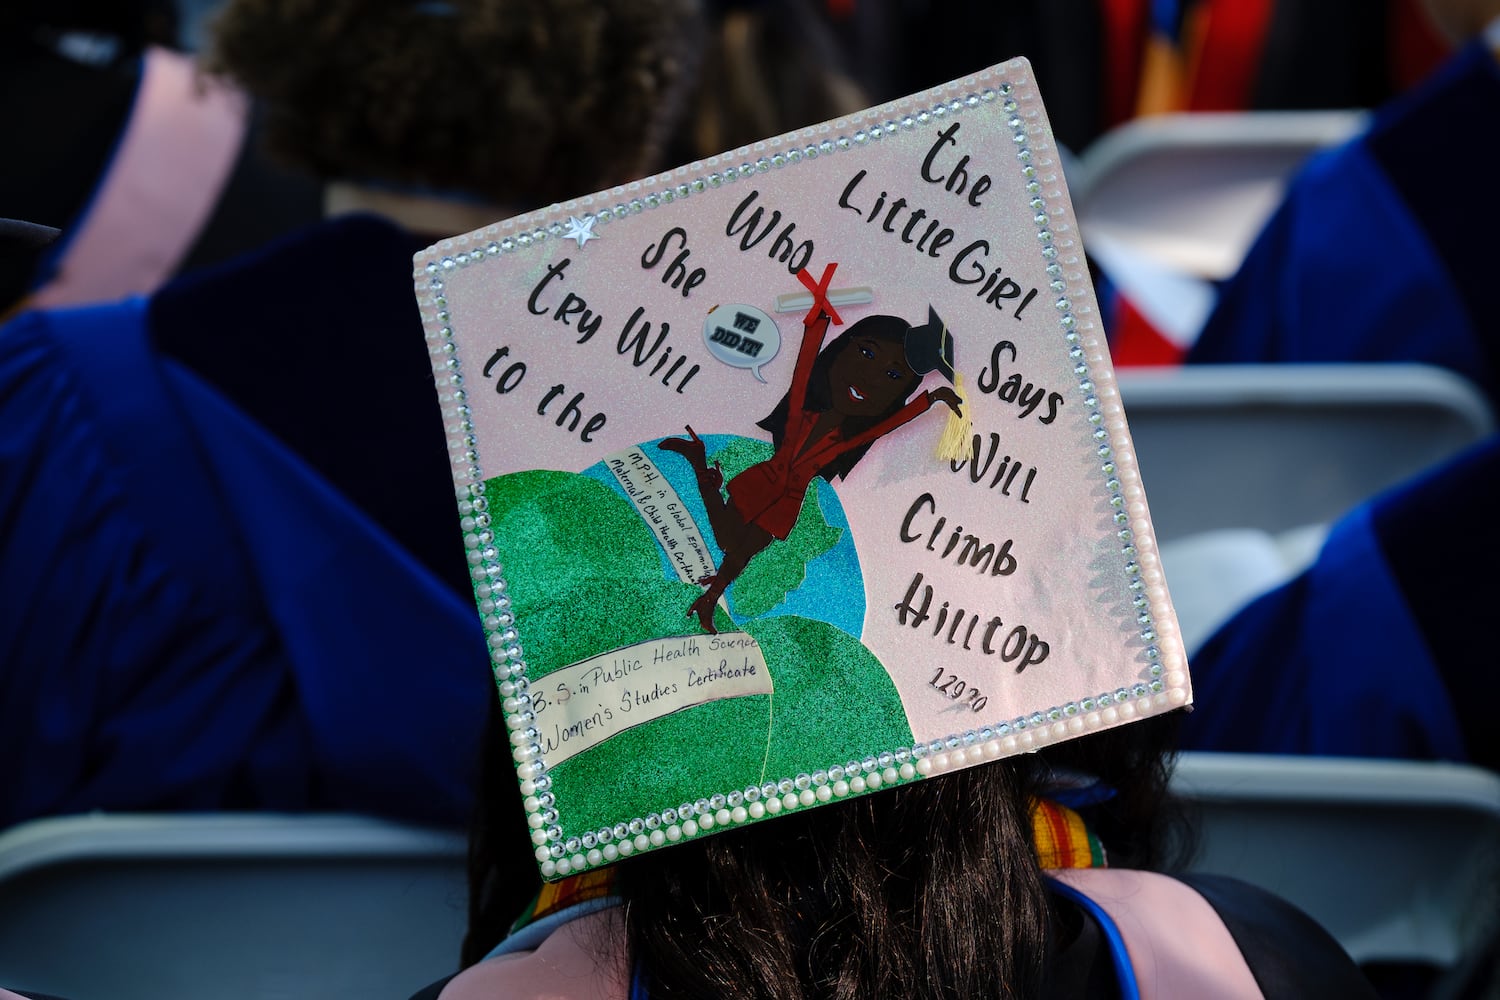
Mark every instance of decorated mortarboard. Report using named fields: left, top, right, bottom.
left=414, top=58, right=1189, bottom=881
left=904, top=306, right=956, bottom=383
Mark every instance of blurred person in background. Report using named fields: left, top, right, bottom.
left=822, top=0, right=1452, bottom=158
left=0, top=0, right=323, bottom=317
left=1175, top=0, right=1500, bottom=774
left=809, top=0, right=1457, bottom=371
left=1188, top=0, right=1500, bottom=406
left=0, top=0, right=705, bottom=832
left=204, top=0, right=702, bottom=239
left=671, top=0, right=868, bottom=161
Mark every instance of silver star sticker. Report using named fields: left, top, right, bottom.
left=562, top=215, right=600, bottom=248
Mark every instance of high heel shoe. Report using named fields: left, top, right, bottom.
left=686, top=587, right=720, bottom=635
left=657, top=425, right=706, bottom=466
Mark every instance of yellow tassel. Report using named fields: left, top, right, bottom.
left=935, top=373, right=974, bottom=463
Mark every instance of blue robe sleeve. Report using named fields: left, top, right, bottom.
left=1180, top=436, right=1498, bottom=767
left=0, top=299, right=490, bottom=828
left=1189, top=41, right=1500, bottom=411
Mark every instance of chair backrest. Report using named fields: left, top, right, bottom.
left=4, top=761, right=1497, bottom=992
left=1172, top=752, right=1500, bottom=968
left=5, top=758, right=1494, bottom=995
left=1073, top=110, right=1368, bottom=280
left=0, top=813, right=468, bottom=1000
left=1118, top=363, right=1495, bottom=542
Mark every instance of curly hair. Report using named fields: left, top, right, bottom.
left=204, top=0, right=706, bottom=206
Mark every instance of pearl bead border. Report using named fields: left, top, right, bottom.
left=414, top=58, right=1190, bottom=881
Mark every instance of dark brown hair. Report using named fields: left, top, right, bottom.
left=614, top=717, right=1183, bottom=999
left=462, top=708, right=1184, bottom=997
left=679, top=0, right=867, bottom=160
left=204, top=0, right=706, bottom=206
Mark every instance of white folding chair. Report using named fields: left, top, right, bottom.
left=0, top=813, right=468, bottom=1000
left=1173, top=752, right=1500, bottom=968
left=1118, top=363, right=1495, bottom=543
left=1074, top=110, right=1369, bottom=281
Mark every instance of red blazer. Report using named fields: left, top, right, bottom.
left=726, top=313, right=931, bottom=540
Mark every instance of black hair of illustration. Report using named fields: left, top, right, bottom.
left=754, top=313, right=923, bottom=483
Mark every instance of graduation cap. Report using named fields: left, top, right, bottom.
left=412, top=57, right=1189, bottom=884
left=904, top=305, right=955, bottom=383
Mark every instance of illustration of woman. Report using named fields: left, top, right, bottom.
left=659, top=306, right=961, bottom=633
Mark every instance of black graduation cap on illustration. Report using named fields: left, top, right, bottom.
left=903, top=305, right=955, bottom=383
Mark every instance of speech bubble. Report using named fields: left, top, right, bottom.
left=702, top=304, right=781, bottom=384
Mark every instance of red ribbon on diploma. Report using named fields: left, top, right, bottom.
left=796, top=262, right=842, bottom=326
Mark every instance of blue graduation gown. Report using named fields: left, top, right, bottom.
left=1188, top=40, right=1500, bottom=411
left=0, top=219, right=491, bottom=829
left=1181, top=435, right=1498, bottom=769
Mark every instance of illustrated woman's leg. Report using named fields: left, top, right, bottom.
left=658, top=426, right=739, bottom=542
left=686, top=526, right=772, bottom=634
